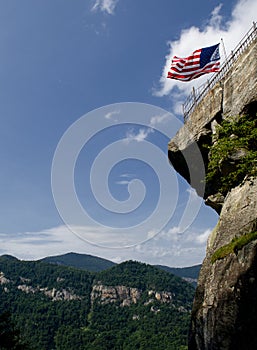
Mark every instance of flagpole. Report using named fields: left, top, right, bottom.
left=220, top=38, right=227, bottom=62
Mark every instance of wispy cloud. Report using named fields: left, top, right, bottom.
left=120, top=173, right=135, bottom=178
left=195, top=229, right=212, bottom=245
left=0, top=223, right=213, bottom=267
left=122, top=111, right=173, bottom=144
left=153, top=225, right=212, bottom=247
left=104, top=110, right=120, bottom=121
left=133, top=225, right=213, bottom=266
left=124, top=127, right=154, bottom=143
left=91, top=0, right=119, bottom=15
left=150, top=113, right=170, bottom=127
left=0, top=225, right=138, bottom=260
left=116, top=180, right=130, bottom=185
left=154, top=0, right=257, bottom=110
left=115, top=174, right=136, bottom=185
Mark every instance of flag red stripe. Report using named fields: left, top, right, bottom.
left=172, top=61, right=200, bottom=70
left=167, top=62, right=220, bottom=81
left=168, top=66, right=220, bottom=79
left=170, top=61, right=220, bottom=75
left=167, top=44, right=220, bottom=81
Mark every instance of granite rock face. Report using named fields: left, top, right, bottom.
left=189, top=178, right=257, bottom=350
left=168, top=36, right=257, bottom=350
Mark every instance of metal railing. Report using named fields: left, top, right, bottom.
left=183, top=21, right=257, bottom=122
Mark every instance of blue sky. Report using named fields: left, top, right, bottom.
left=0, top=0, right=256, bottom=266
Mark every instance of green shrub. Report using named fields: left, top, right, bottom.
left=206, top=115, right=257, bottom=194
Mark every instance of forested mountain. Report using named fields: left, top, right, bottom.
left=0, top=255, right=195, bottom=349
left=41, top=252, right=116, bottom=272
left=39, top=252, right=200, bottom=285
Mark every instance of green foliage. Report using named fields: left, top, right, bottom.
left=206, top=115, right=257, bottom=194
left=211, top=231, right=257, bottom=264
left=0, top=311, right=30, bottom=349
left=0, top=256, right=195, bottom=349
left=0, top=256, right=94, bottom=349
left=85, top=302, right=191, bottom=350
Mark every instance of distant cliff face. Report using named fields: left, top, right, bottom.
left=168, top=37, right=257, bottom=350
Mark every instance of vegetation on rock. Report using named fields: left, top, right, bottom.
left=211, top=231, right=257, bottom=264
left=206, top=114, right=257, bottom=195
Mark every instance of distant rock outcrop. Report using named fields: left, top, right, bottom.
left=1, top=272, right=82, bottom=301
left=91, top=283, right=175, bottom=308
left=17, top=283, right=82, bottom=301
left=0, top=272, right=10, bottom=285
left=91, top=283, right=141, bottom=306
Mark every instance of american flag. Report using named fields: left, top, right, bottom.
left=167, top=44, right=220, bottom=81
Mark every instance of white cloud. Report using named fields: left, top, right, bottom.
left=116, top=180, right=130, bottom=185
left=133, top=239, right=206, bottom=268
left=150, top=113, right=170, bottom=127
left=132, top=225, right=213, bottom=266
left=124, top=127, right=154, bottom=143
left=0, top=223, right=213, bottom=267
left=120, top=173, right=135, bottom=178
left=104, top=110, right=120, bottom=121
left=111, top=256, right=123, bottom=263
left=147, top=230, right=157, bottom=240
left=115, top=174, right=136, bottom=185
left=195, top=229, right=212, bottom=245
left=156, top=226, right=182, bottom=242
left=91, top=0, right=119, bottom=15
left=154, top=225, right=212, bottom=247
left=0, top=225, right=120, bottom=260
left=209, top=4, right=223, bottom=28
left=154, top=0, right=257, bottom=111
left=122, top=112, right=174, bottom=144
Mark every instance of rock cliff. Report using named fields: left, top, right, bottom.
left=90, top=282, right=175, bottom=308
left=91, top=283, right=142, bottom=306
left=189, top=177, right=257, bottom=350
left=168, top=36, right=257, bottom=349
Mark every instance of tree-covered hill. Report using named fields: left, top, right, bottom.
left=0, top=255, right=195, bottom=349
left=41, top=252, right=116, bottom=272
left=39, top=252, right=200, bottom=286
left=96, top=260, right=194, bottom=306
